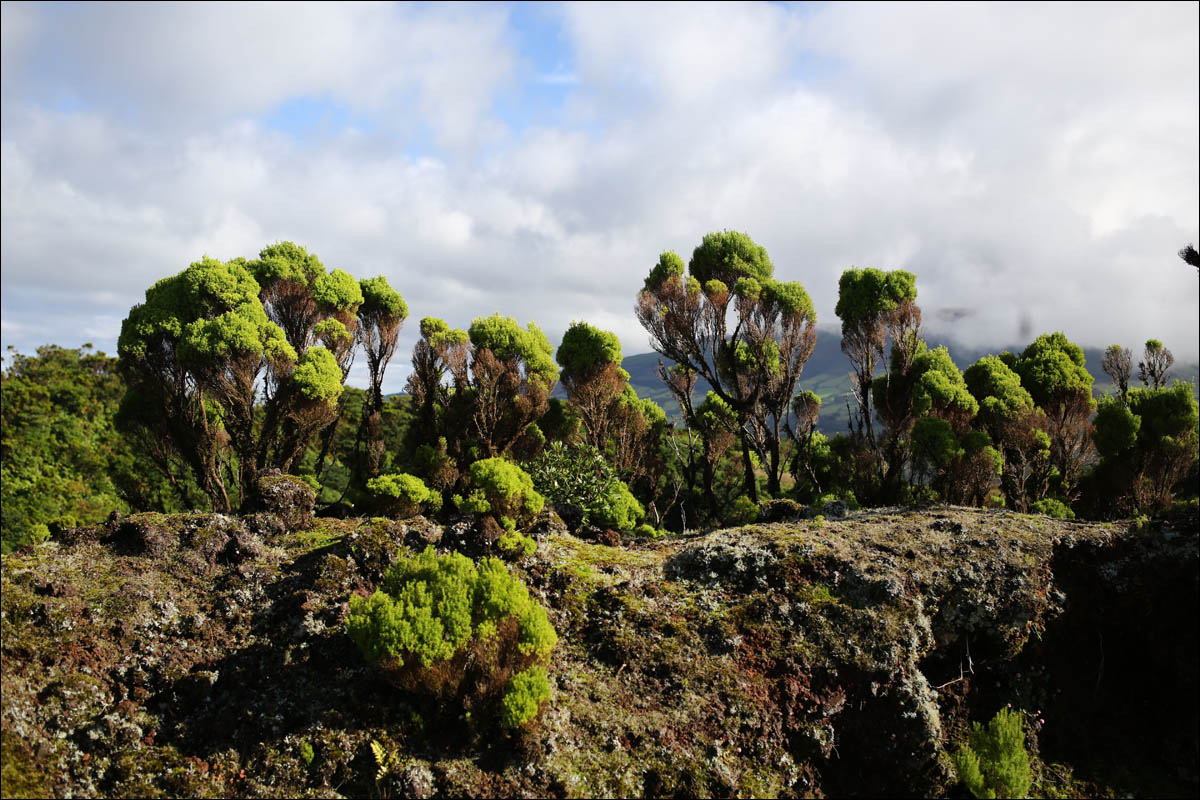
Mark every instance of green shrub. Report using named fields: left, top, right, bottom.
left=497, top=531, right=536, bottom=559
left=951, top=707, right=1032, bottom=799
left=499, top=666, right=552, bottom=727
left=346, top=546, right=556, bottom=729
left=455, top=458, right=544, bottom=530
left=1030, top=498, right=1075, bottom=520
left=591, top=479, right=644, bottom=532
left=726, top=495, right=758, bottom=526
left=366, top=472, right=438, bottom=518
left=526, top=441, right=615, bottom=519
left=633, top=523, right=666, bottom=539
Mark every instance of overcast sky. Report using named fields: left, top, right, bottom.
left=2, top=1, right=1197, bottom=393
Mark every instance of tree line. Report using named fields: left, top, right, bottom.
left=2, top=235, right=1196, bottom=551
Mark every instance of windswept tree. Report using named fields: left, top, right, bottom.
left=354, top=277, right=408, bottom=477
left=636, top=231, right=817, bottom=501
left=1012, top=332, right=1096, bottom=501
left=1137, top=339, right=1174, bottom=390
left=964, top=354, right=1051, bottom=511
left=834, top=268, right=919, bottom=461
left=1092, top=382, right=1199, bottom=514
left=405, top=313, right=557, bottom=486
left=118, top=246, right=352, bottom=510
left=1102, top=344, right=1132, bottom=404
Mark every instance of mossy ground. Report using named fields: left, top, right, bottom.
left=1, top=507, right=1195, bottom=798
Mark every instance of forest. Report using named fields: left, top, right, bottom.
left=3, top=233, right=1197, bottom=554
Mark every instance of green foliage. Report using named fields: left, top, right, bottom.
left=726, top=495, right=759, bottom=526
left=359, top=275, right=408, bottom=320
left=556, top=321, right=623, bottom=378
left=526, top=441, right=616, bottom=519
left=1, top=345, right=193, bottom=551
left=951, top=707, right=1032, bottom=799
left=644, top=250, right=686, bottom=292
left=1092, top=396, right=1141, bottom=458
left=1031, top=498, right=1075, bottom=519
left=462, top=458, right=545, bottom=527
left=591, top=479, right=645, bottom=532
left=366, top=472, right=437, bottom=517
left=299, top=741, right=314, bottom=765
left=1014, top=332, right=1093, bottom=407
left=688, top=230, right=775, bottom=286
left=911, top=417, right=962, bottom=468
left=911, top=346, right=979, bottom=418
left=497, top=531, right=537, bottom=558
left=500, top=666, right=551, bottom=728
left=346, top=547, right=556, bottom=729
left=965, top=356, right=1034, bottom=423
left=290, top=346, right=344, bottom=403
left=835, top=267, right=917, bottom=323
left=468, top=313, right=558, bottom=385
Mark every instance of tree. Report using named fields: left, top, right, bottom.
left=1101, top=344, right=1132, bottom=404
left=1012, top=333, right=1095, bottom=501
left=1091, top=382, right=1199, bottom=513
left=636, top=231, right=817, bottom=501
left=1137, top=339, right=1174, bottom=390
left=117, top=244, right=356, bottom=510
left=834, top=267, right=919, bottom=477
left=353, top=276, right=409, bottom=478
left=965, top=354, right=1052, bottom=511
left=405, top=313, right=558, bottom=489
left=1179, top=243, right=1200, bottom=272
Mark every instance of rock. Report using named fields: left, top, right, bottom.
left=665, top=532, right=777, bottom=589
left=397, top=762, right=435, bottom=799
left=758, top=499, right=807, bottom=523
left=245, top=470, right=316, bottom=529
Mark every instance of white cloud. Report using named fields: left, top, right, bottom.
left=2, top=1, right=1197, bottom=396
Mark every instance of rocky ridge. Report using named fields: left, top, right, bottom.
left=1, top=505, right=1196, bottom=798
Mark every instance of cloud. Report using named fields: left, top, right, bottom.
left=2, top=1, right=1197, bottom=396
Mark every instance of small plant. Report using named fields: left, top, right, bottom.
left=299, top=740, right=314, bottom=765
left=367, top=472, right=440, bottom=518
left=951, top=706, right=1032, bottom=799
left=1030, top=498, right=1074, bottom=520
left=725, top=495, right=758, bottom=526
left=346, top=546, right=557, bottom=729
left=497, top=530, right=536, bottom=559
left=369, top=739, right=399, bottom=782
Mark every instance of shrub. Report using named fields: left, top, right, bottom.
left=591, top=479, right=645, bottom=532
left=526, top=441, right=616, bottom=522
left=951, top=707, right=1032, bottom=799
left=346, top=546, right=556, bottom=729
left=456, top=458, right=545, bottom=531
left=1030, top=498, right=1075, bottom=520
left=726, top=495, right=759, bottom=526
left=366, top=472, right=439, bottom=518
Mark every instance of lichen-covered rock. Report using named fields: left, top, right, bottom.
left=1, top=507, right=1194, bottom=799
left=245, top=470, right=316, bottom=529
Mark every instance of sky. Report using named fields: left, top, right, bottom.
left=2, top=1, right=1197, bottom=394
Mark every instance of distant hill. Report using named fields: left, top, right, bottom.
left=618, top=333, right=1199, bottom=435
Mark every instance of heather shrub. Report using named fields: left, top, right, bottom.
left=951, top=707, right=1032, bottom=799
left=346, top=546, right=556, bottom=729
left=456, top=458, right=545, bottom=531
left=366, top=472, right=440, bottom=518
left=1030, top=498, right=1075, bottom=520
left=591, top=478, right=645, bottom=532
